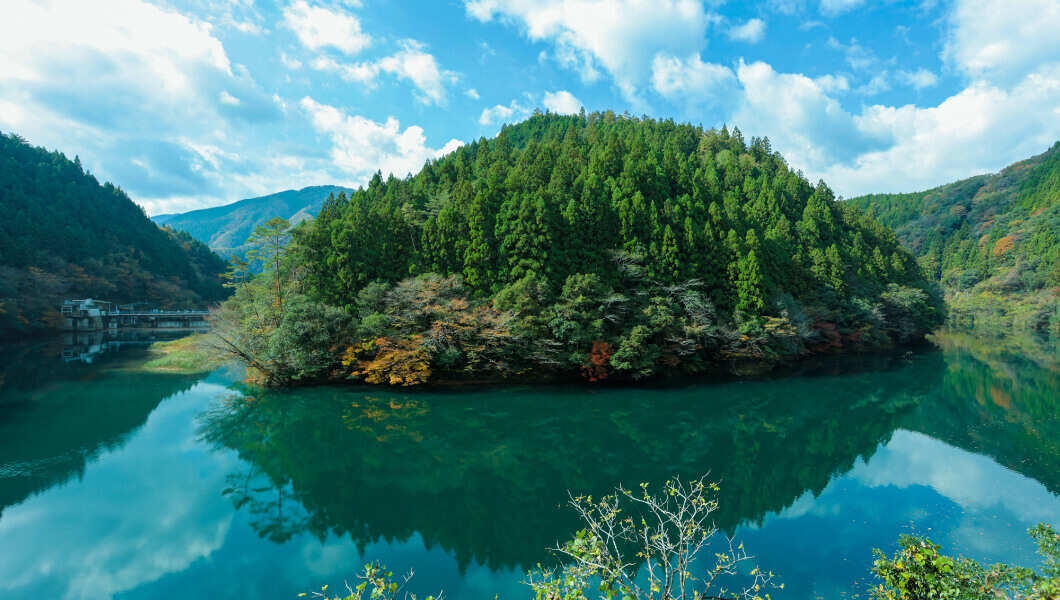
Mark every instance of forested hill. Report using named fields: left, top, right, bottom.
left=0, top=132, right=229, bottom=338
left=153, top=185, right=351, bottom=256
left=220, top=112, right=943, bottom=386
left=849, top=142, right=1060, bottom=335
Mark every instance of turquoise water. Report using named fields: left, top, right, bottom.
left=0, top=333, right=1058, bottom=599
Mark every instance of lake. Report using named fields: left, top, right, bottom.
left=0, top=332, right=1058, bottom=600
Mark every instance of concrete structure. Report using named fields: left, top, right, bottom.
left=60, top=299, right=209, bottom=331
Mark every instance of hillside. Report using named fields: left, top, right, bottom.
left=216, top=112, right=943, bottom=386
left=0, top=132, right=230, bottom=338
left=152, top=185, right=351, bottom=256
left=849, top=142, right=1060, bottom=335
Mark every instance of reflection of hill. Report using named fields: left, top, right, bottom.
left=906, top=332, right=1060, bottom=494
left=0, top=346, right=201, bottom=516
left=200, top=352, right=941, bottom=571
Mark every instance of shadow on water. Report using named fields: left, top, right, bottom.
left=197, top=349, right=945, bottom=572
left=0, top=334, right=204, bottom=517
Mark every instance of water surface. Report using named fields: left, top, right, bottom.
left=0, top=333, right=1058, bottom=599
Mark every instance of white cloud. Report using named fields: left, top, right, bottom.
left=651, top=54, right=738, bottom=111
left=301, top=96, right=463, bottom=182
left=542, top=90, right=583, bottom=114
left=857, top=71, right=891, bottom=95
left=829, top=36, right=878, bottom=71
left=311, top=55, right=377, bottom=82
left=465, top=88, right=480, bottom=99
left=822, top=63, right=1060, bottom=196
left=897, top=68, right=939, bottom=89
left=478, top=100, right=531, bottom=126
left=814, top=73, right=850, bottom=92
left=309, top=41, right=455, bottom=105
left=819, top=0, right=865, bottom=16
left=282, top=0, right=370, bottom=56
left=231, top=20, right=264, bottom=35
left=218, top=91, right=241, bottom=105
left=944, top=0, right=1060, bottom=85
left=727, top=18, right=766, bottom=43
left=0, top=0, right=288, bottom=214
left=733, top=60, right=890, bottom=171
left=280, top=51, right=303, bottom=70
left=463, top=0, right=713, bottom=103
left=376, top=41, right=453, bottom=105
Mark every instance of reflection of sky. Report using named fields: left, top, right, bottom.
left=0, top=381, right=240, bottom=600
left=1, top=386, right=1058, bottom=600
left=737, top=429, right=1060, bottom=599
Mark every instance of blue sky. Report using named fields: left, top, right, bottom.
left=2, top=0, right=1058, bottom=215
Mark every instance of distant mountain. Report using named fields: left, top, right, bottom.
left=0, top=132, right=230, bottom=338
left=849, top=142, right=1060, bottom=335
left=153, top=185, right=352, bottom=255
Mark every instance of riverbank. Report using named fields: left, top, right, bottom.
left=140, top=334, right=229, bottom=374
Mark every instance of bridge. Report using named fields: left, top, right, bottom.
left=61, top=299, right=210, bottom=331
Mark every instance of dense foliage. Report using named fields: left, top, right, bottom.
left=218, top=112, right=941, bottom=385
left=872, top=525, right=1060, bottom=600
left=153, top=184, right=351, bottom=257
left=849, top=142, right=1060, bottom=336
left=0, top=132, right=230, bottom=337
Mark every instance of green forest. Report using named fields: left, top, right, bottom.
left=216, top=112, right=942, bottom=386
left=849, top=142, right=1060, bottom=336
left=0, top=132, right=229, bottom=338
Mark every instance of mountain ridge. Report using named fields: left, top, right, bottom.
left=153, top=185, right=353, bottom=255
left=0, top=131, right=229, bottom=338
left=849, top=141, right=1060, bottom=335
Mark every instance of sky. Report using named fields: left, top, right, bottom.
left=1, top=0, right=1058, bottom=216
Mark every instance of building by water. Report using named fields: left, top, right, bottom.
left=60, top=299, right=209, bottom=331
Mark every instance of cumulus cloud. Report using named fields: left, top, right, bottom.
left=309, top=41, right=455, bottom=105
left=857, top=71, right=891, bottom=95
left=819, top=0, right=865, bottom=16
left=897, top=68, right=939, bottom=89
left=0, top=0, right=286, bottom=214
left=301, top=97, right=462, bottom=182
left=813, top=73, right=850, bottom=92
left=463, top=0, right=713, bottom=102
left=822, top=64, right=1060, bottom=195
left=733, top=60, right=891, bottom=171
left=542, top=90, right=583, bottom=114
left=478, top=99, right=532, bottom=126
left=944, top=0, right=1060, bottom=85
left=282, top=0, right=370, bottom=55
left=726, top=18, right=766, bottom=43
left=651, top=54, right=739, bottom=112
left=376, top=42, right=454, bottom=105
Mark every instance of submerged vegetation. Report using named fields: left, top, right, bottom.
left=849, top=142, right=1060, bottom=337
left=214, top=112, right=942, bottom=386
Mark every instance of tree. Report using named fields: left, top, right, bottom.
left=872, top=524, right=1059, bottom=600
left=246, top=217, right=292, bottom=316
left=527, top=476, right=776, bottom=600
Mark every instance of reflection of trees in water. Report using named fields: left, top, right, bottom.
left=906, top=331, right=1060, bottom=494
left=199, top=351, right=943, bottom=571
left=0, top=365, right=201, bottom=517
left=222, top=467, right=309, bottom=544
